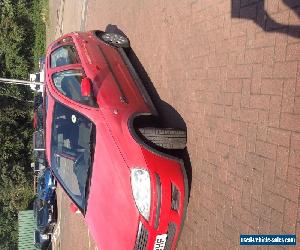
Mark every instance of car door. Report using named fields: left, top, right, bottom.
left=47, top=35, right=132, bottom=165
left=72, top=34, right=128, bottom=112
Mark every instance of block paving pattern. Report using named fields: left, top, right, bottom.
left=85, top=0, right=300, bottom=249
left=51, top=0, right=300, bottom=249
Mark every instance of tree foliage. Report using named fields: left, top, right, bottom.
left=0, top=0, right=46, bottom=249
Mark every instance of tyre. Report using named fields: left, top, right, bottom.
left=138, top=127, right=187, bottom=149
left=98, top=32, right=130, bottom=48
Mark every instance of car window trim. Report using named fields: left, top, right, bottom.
left=49, top=67, right=99, bottom=110
left=83, top=125, right=96, bottom=214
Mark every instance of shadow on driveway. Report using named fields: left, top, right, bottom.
left=232, top=0, right=300, bottom=38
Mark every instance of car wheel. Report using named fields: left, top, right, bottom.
left=100, top=32, right=130, bottom=48
left=138, top=127, right=187, bottom=149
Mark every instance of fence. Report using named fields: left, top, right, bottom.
left=18, top=210, right=37, bottom=250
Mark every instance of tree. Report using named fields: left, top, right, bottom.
left=0, top=0, right=45, bottom=249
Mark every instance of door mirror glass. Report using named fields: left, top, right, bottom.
left=81, top=77, right=92, bottom=97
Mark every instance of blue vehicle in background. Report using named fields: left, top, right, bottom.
left=33, top=197, right=56, bottom=235
left=34, top=229, right=51, bottom=250
left=37, top=168, right=56, bottom=203
left=33, top=168, right=57, bottom=248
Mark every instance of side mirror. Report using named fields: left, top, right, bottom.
left=69, top=202, right=81, bottom=214
left=81, top=77, right=92, bottom=97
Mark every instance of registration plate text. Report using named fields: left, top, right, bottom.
left=154, top=234, right=168, bottom=250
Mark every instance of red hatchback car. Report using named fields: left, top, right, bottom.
left=44, top=30, right=188, bottom=250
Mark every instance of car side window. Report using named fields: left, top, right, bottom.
left=52, top=69, right=83, bottom=101
left=50, top=45, right=79, bottom=68
left=51, top=102, right=94, bottom=210
left=52, top=70, right=97, bottom=107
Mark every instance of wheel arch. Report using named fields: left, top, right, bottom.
left=127, top=112, right=183, bottom=161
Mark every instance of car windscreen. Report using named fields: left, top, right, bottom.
left=51, top=102, right=94, bottom=210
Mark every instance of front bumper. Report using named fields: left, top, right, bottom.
left=134, top=148, right=188, bottom=250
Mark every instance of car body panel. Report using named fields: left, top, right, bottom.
left=37, top=168, right=55, bottom=202
left=44, top=31, right=188, bottom=250
left=45, top=88, right=140, bottom=248
left=84, top=126, right=140, bottom=249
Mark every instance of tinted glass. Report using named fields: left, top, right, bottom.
left=50, top=45, right=79, bottom=68
left=51, top=102, right=94, bottom=210
left=52, top=70, right=98, bottom=107
left=52, top=69, right=82, bottom=101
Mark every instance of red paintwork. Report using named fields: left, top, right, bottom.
left=81, top=77, right=92, bottom=97
left=44, top=31, right=187, bottom=250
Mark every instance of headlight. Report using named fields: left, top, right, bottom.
left=131, top=169, right=151, bottom=220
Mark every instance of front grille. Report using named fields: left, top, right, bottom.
left=154, top=174, right=162, bottom=229
left=171, top=184, right=180, bottom=211
left=164, top=223, right=177, bottom=250
left=135, top=223, right=148, bottom=250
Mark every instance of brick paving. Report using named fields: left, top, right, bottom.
left=49, top=0, right=300, bottom=249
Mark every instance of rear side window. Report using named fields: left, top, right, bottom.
left=50, top=45, right=79, bottom=68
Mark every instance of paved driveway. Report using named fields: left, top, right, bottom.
left=48, top=0, right=300, bottom=249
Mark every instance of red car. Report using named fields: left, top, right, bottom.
left=44, top=30, right=188, bottom=250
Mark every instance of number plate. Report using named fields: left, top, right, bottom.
left=154, top=234, right=167, bottom=250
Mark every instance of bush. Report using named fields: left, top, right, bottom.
left=0, top=0, right=48, bottom=249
